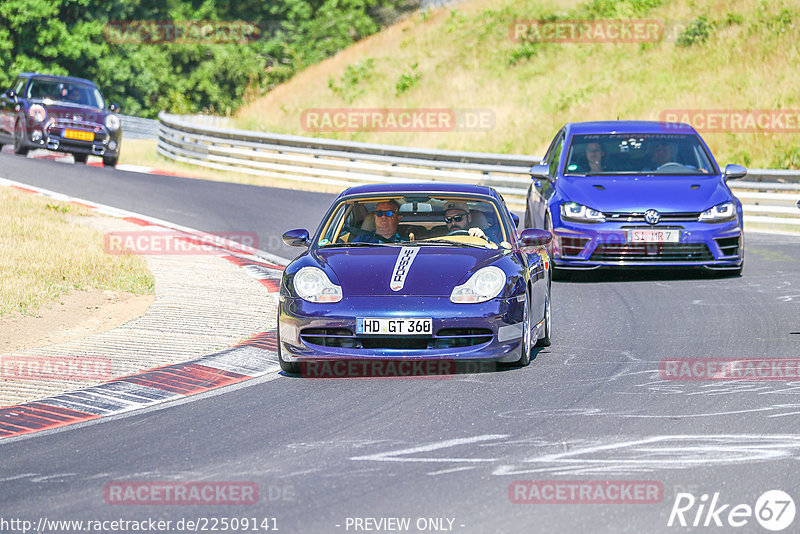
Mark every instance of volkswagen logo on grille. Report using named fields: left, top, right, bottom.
left=73, top=115, right=83, bottom=122
left=644, top=209, right=661, bottom=225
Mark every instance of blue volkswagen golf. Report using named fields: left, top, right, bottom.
left=524, top=121, right=746, bottom=278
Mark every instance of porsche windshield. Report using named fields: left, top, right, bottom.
left=564, top=133, right=716, bottom=175
left=26, top=79, right=105, bottom=109
left=316, top=195, right=511, bottom=249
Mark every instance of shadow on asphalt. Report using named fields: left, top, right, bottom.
left=277, top=355, right=548, bottom=378
left=555, top=268, right=742, bottom=283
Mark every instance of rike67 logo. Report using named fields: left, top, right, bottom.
left=668, top=490, right=795, bottom=531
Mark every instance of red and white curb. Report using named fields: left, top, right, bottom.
left=0, top=177, right=289, bottom=440
left=0, top=331, right=280, bottom=439
left=1, top=145, right=182, bottom=176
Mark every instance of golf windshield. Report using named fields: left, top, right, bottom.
left=564, top=134, right=716, bottom=175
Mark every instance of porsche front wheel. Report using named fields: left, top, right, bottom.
left=277, top=317, right=301, bottom=374
left=513, top=291, right=532, bottom=366
left=535, top=280, right=551, bottom=347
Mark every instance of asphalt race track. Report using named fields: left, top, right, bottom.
left=2, top=154, right=800, bottom=533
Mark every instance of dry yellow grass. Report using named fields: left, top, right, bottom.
left=230, top=0, right=800, bottom=168
left=0, top=188, right=154, bottom=316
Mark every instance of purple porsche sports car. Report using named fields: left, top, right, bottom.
left=277, top=183, right=553, bottom=374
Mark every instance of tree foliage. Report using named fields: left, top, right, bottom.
left=0, top=0, right=416, bottom=117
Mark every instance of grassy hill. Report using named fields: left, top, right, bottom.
left=232, top=0, right=800, bottom=169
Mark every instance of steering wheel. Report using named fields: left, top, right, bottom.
left=344, top=225, right=371, bottom=237
left=656, top=162, right=685, bottom=171
left=340, top=225, right=380, bottom=242
left=447, top=230, right=470, bottom=236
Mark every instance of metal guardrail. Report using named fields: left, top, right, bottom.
left=121, top=115, right=159, bottom=140
left=157, top=112, right=800, bottom=228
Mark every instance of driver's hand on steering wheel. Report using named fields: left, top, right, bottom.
left=468, top=227, right=488, bottom=240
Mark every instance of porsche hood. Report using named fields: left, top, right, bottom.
left=311, top=246, right=507, bottom=297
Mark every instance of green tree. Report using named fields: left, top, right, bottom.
left=0, top=0, right=417, bottom=117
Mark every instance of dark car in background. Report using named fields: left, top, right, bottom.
left=0, top=73, right=121, bottom=167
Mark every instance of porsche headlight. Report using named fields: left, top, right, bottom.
left=105, top=114, right=121, bottom=131
left=560, top=202, right=605, bottom=223
left=450, top=266, right=506, bottom=303
left=699, top=202, right=736, bottom=222
left=29, top=104, right=46, bottom=123
left=293, top=267, right=342, bottom=303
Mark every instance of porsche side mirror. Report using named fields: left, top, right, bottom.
left=519, top=228, right=553, bottom=247
left=6, top=89, right=17, bottom=101
left=282, top=229, right=310, bottom=247
left=108, top=103, right=120, bottom=113
left=723, top=164, right=747, bottom=181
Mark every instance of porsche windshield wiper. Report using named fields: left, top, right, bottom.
left=321, top=242, right=398, bottom=248
left=419, top=239, right=491, bottom=249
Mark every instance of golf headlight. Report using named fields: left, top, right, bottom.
left=105, top=114, right=121, bottom=131
left=699, top=202, right=735, bottom=222
left=293, top=267, right=342, bottom=303
left=29, top=104, right=46, bottom=123
left=561, top=202, right=605, bottom=223
left=450, top=266, right=506, bottom=303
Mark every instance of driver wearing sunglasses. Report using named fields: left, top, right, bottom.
left=351, top=200, right=403, bottom=243
left=443, top=202, right=490, bottom=241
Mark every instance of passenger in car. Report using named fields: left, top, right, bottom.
left=585, top=142, right=606, bottom=173
left=570, top=142, right=607, bottom=174
left=351, top=200, right=403, bottom=243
